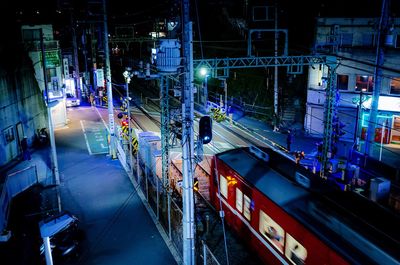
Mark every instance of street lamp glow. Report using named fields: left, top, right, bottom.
left=200, top=67, right=208, bottom=77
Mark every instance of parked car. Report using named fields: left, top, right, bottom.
left=39, top=213, right=84, bottom=262
left=66, top=93, right=80, bottom=107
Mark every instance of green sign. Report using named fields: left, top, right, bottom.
left=45, top=51, right=60, bottom=67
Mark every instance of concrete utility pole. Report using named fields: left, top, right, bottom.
left=71, top=13, right=81, bottom=100
left=182, top=0, right=196, bottom=263
left=40, top=29, right=60, bottom=187
left=273, top=2, right=279, bottom=131
left=365, top=0, right=390, bottom=156
left=103, top=0, right=116, bottom=159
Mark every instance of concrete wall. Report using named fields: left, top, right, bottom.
left=0, top=50, right=47, bottom=167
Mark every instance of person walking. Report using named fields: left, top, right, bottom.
left=89, top=93, right=95, bottom=107
left=286, top=130, right=293, bottom=152
left=21, top=136, right=31, bottom=161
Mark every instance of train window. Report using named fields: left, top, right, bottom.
left=220, top=175, right=228, bottom=198
left=285, top=233, right=307, bottom=265
left=259, top=210, right=285, bottom=253
left=243, top=195, right=251, bottom=221
left=236, top=188, right=243, bottom=213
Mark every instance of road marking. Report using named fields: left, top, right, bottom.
left=80, top=120, right=93, bottom=155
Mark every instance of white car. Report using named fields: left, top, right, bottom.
left=66, top=93, right=80, bottom=107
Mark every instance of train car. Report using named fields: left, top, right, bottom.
left=209, top=146, right=400, bottom=265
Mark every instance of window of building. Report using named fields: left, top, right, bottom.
left=341, top=33, right=353, bottom=46
left=337, top=74, right=349, bottom=90
left=285, top=233, right=307, bottom=265
left=22, top=29, right=41, bottom=41
left=220, top=175, right=228, bottom=198
left=355, top=75, right=374, bottom=92
left=3, top=126, right=15, bottom=144
left=361, top=33, right=375, bottom=47
left=46, top=68, right=57, bottom=82
left=390, top=78, right=400, bottom=94
left=259, top=210, right=285, bottom=253
left=243, top=195, right=251, bottom=221
left=236, top=188, right=243, bottom=213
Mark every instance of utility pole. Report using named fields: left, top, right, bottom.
left=365, top=0, right=390, bottom=156
left=182, top=0, right=196, bottom=264
left=103, top=0, right=116, bottom=159
left=40, top=29, right=60, bottom=187
left=320, top=57, right=338, bottom=176
left=273, top=2, right=279, bottom=131
left=71, top=13, right=81, bottom=100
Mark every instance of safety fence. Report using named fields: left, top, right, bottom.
left=115, top=139, right=222, bottom=265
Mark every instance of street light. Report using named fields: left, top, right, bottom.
left=199, top=67, right=209, bottom=112
left=123, top=68, right=133, bottom=173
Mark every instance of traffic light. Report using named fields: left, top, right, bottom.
left=121, top=119, right=129, bottom=127
left=199, top=116, right=212, bottom=144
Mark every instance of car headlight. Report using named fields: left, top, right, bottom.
left=77, top=100, right=80, bottom=105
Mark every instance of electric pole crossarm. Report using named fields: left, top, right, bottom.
left=193, top=55, right=327, bottom=72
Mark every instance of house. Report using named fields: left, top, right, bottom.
left=305, top=17, right=400, bottom=145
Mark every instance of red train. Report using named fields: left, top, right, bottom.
left=209, top=146, right=400, bottom=265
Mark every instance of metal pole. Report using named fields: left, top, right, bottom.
left=127, top=80, right=133, bottom=173
left=365, top=0, right=389, bottom=156
left=379, top=119, right=387, bottom=161
left=71, top=13, right=81, bottom=100
left=40, top=29, right=60, bottom=187
left=103, top=0, right=117, bottom=159
left=273, top=2, right=279, bottom=131
left=43, top=236, right=53, bottom=265
left=204, top=75, right=208, bottom=112
left=182, top=0, right=196, bottom=263
left=354, top=90, right=363, bottom=150
left=224, top=79, right=227, bottom=113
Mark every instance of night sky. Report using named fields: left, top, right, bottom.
left=1, top=0, right=399, bottom=57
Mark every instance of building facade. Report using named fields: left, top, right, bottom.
left=21, top=24, right=67, bottom=128
left=305, top=17, right=400, bottom=145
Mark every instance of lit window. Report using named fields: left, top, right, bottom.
left=390, top=77, right=400, bottom=94
left=220, top=175, right=228, bottom=198
left=355, top=75, right=373, bottom=92
left=285, top=233, right=307, bottom=265
left=236, top=188, right=243, bottom=213
left=336, top=74, right=348, bottom=90
left=243, top=195, right=251, bottom=221
left=259, top=210, right=285, bottom=253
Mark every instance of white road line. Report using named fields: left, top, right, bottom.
left=95, top=107, right=110, bottom=133
left=80, top=120, right=93, bottom=155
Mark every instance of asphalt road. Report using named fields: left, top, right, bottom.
left=55, top=106, right=177, bottom=265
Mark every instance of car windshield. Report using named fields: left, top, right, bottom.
left=66, top=93, right=74, bottom=98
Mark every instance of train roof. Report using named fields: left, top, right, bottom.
left=216, top=147, right=400, bottom=263
left=216, top=147, right=308, bottom=206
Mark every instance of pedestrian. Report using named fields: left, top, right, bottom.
left=286, top=130, right=293, bottom=152
left=89, top=93, right=95, bottom=107
left=21, top=136, right=31, bottom=161
left=295, top=151, right=305, bottom=164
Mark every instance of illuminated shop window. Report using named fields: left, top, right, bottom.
left=236, top=188, right=243, bottom=213
left=220, top=175, right=228, bottom=198
left=285, top=233, right=307, bottom=265
left=243, top=195, right=251, bottom=221
left=355, top=75, right=374, bottom=92
left=390, top=77, right=400, bottom=94
left=259, top=210, right=285, bottom=253
left=336, top=74, right=349, bottom=90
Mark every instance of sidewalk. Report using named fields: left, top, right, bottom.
left=1, top=106, right=178, bottom=265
